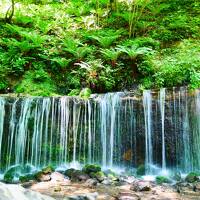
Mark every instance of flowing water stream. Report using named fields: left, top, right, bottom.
left=0, top=87, right=200, bottom=175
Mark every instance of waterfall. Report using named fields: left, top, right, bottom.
left=0, top=98, right=5, bottom=165
left=159, top=88, right=166, bottom=171
left=0, top=88, right=200, bottom=175
left=143, top=90, right=153, bottom=174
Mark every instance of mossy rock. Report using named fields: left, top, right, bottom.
left=90, top=171, right=106, bottom=182
left=82, top=164, right=101, bottom=174
left=3, top=165, right=22, bottom=183
left=4, top=172, right=15, bottom=183
left=185, top=172, right=200, bottom=183
left=156, top=176, right=171, bottom=184
left=19, top=174, right=35, bottom=183
left=64, top=168, right=77, bottom=178
left=42, top=165, right=55, bottom=174
left=108, top=173, right=118, bottom=181
left=34, top=171, right=43, bottom=181
left=64, top=168, right=88, bottom=181
left=136, top=165, right=145, bottom=176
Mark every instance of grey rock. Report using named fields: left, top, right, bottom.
left=84, top=179, right=98, bottom=187
left=130, top=181, right=151, bottom=192
left=102, top=178, right=112, bottom=185
left=0, top=182, right=55, bottom=200
left=64, top=192, right=98, bottom=200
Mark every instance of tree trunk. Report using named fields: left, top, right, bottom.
left=5, top=0, right=15, bottom=23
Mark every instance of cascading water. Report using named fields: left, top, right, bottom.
left=143, top=90, right=153, bottom=174
left=159, top=88, right=166, bottom=172
left=0, top=88, right=200, bottom=175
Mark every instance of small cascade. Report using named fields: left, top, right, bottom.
left=0, top=88, right=200, bottom=175
left=143, top=90, right=153, bottom=174
left=159, top=88, right=166, bottom=171
left=0, top=98, right=5, bottom=165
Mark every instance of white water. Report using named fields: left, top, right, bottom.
left=160, top=88, right=166, bottom=171
left=143, top=90, right=153, bottom=174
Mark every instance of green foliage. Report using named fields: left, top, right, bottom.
left=68, top=89, right=81, bottom=96
left=0, top=0, right=199, bottom=95
left=15, top=69, right=56, bottom=96
left=116, top=45, right=152, bottom=60
left=79, top=88, right=92, bottom=99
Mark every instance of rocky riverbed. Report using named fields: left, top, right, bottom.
left=2, top=165, right=200, bottom=200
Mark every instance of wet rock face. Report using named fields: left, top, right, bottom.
left=0, top=182, right=55, bottom=200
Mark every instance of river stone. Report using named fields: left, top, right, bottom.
left=84, top=179, right=98, bottom=187
left=102, top=178, right=113, bottom=185
left=0, top=182, right=55, bottom=200
left=130, top=181, right=151, bottom=192
left=64, top=192, right=98, bottom=200
left=118, top=192, right=140, bottom=200
left=50, top=172, right=65, bottom=182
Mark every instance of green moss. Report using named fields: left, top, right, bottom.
left=136, top=165, right=145, bottom=176
left=90, top=171, right=106, bottom=182
left=34, top=171, right=43, bottom=181
left=82, top=164, right=101, bottom=174
left=185, top=172, right=200, bottom=183
left=42, top=165, right=55, bottom=174
left=3, top=165, right=22, bottom=183
left=156, top=176, right=171, bottom=184
left=15, top=70, right=57, bottom=96
left=19, top=174, right=35, bottom=183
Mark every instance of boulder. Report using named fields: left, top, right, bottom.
left=3, top=165, right=22, bottom=183
left=185, top=172, right=200, bottom=183
left=130, top=181, right=151, bottom=192
left=0, top=182, right=55, bottom=200
left=84, top=179, right=98, bottom=188
left=101, top=178, right=113, bottom=185
left=90, top=171, right=106, bottom=182
left=42, top=166, right=55, bottom=174
left=19, top=174, right=35, bottom=183
left=82, top=164, right=101, bottom=174
left=64, top=169, right=90, bottom=182
left=50, top=172, right=65, bottom=182
left=34, top=171, right=51, bottom=182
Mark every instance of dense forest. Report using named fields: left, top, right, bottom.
left=0, top=0, right=199, bottom=96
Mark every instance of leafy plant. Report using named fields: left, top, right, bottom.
left=101, top=48, right=120, bottom=66
left=117, top=45, right=152, bottom=60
